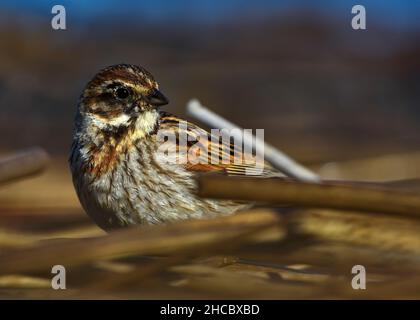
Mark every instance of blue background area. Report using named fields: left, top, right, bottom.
left=1, top=0, right=420, bottom=28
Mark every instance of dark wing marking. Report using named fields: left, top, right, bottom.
left=158, top=112, right=282, bottom=178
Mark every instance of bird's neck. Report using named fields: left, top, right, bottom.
left=72, top=110, right=160, bottom=176
left=76, top=109, right=160, bottom=145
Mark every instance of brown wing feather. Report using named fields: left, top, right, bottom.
left=158, top=112, right=282, bottom=178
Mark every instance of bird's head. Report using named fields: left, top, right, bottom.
left=78, top=64, right=168, bottom=135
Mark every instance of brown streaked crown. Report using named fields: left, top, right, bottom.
left=79, top=64, right=159, bottom=116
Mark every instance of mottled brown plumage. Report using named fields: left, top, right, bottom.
left=70, top=64, right=279, bottom=231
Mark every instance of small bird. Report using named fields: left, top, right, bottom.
left=70, top=64, right=280, bottom=231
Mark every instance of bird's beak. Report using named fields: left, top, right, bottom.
left=145, top=88, right=169, bottom=107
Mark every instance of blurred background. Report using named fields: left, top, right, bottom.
left=0, top=0, right=419, bottom=215
left=1, top=0, right=420, bottom=300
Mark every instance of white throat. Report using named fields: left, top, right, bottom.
left=81, top=109, right=160, bottom=139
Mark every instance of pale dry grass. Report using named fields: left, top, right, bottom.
left=0, top=155, right=420, bottom=299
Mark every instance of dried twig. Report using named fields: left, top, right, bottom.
left=0, top=210, right=284, bottom=275
left=197, top=175, right=420, bottom=218
left=0, top=147, right=50, bottom=185
left=186, top=99, right=320, bottom=182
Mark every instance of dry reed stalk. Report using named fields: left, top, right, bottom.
left=77, top=208, right=420, bottom=297
left=0, top=147, right=49, bottom=185
left=186, top=99, right=320, bottom=182
left=222, top=260, right=332, bottom=283
left=169, top=264, right=324, bottom=299
left=0, top=275, right=50, bottom=289
left=248, top=241, right=420, bottom=276
left=197, top=175, right=420, bottom=218
left=79, top=216, right=285, bottom=294
left=0, top=210, right=284, bottom=276
left=288, top=209, right=420, bottom=256
left=0, top=225, right=102, bottom=249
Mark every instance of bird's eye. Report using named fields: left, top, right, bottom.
left=115, top=87, right=130, bottom=100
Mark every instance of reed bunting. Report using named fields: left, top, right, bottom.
left=70, top=64, right=280, bottom=230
